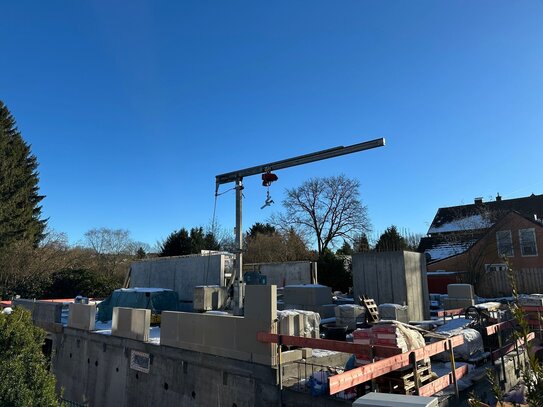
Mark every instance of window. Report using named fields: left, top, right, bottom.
left=485, top=263, right=507, bottom=273
left=519, top=228, right=538, bottom=256
left=496, top=230, right=514, bottom=257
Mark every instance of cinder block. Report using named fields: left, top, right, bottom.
left=280, top=349, right=303, bottom=364
left=378, top=304, right=409, bottom=323
left=111, top=307, right=150, bottom=342
left=278, top=314, right=295, bottom=336
left=283, top=285, right=332, bottom=306
left=67, top=303, right=96, bottom=330
left=244, top=285, right=277, bottom=323
left=447, top=284, right=474, bottom=299
left=443, top=298, right=475, bottom=310
left=13, top=299, right=62, bottom=323
left=193, top=286, right=227, bottom=311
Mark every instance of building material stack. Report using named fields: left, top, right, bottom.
left=277, top=309, right=320, bottom=338
left=193, top=285, right=227, bottom=312
left=443, top=284, right=475, bottom=310
left=378, top=303, right=409, bottom=323
left=335, top=304, right=365, bottom=330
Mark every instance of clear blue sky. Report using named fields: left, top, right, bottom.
left=1, top=1, right=542, bottom=248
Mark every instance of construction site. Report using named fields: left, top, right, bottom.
left=2, top=245, right=541, bottom=407
left=1, top=139, right=542, bottom=406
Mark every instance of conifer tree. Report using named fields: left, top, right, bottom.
left=0, top=101, right=46, bottom=249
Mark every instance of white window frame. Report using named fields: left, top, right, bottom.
left=519, top=228, right=538, bottom=257
left=496, top=230, right=514, bottom=257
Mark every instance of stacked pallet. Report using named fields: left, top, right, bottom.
left=376, top=361, right=434, bottom=395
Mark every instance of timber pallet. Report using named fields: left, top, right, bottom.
left=375, top=363, right=433, bottom=395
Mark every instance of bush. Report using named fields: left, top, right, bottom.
left=0, top=308, right=58, bottom=407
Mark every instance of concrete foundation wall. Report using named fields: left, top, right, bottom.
left=52, top=328, right=281, bottom=407
left=130, top=255, right=225, bottom=305
left=246, top=261, right=317, bottom=287
left=352, top=251, right=430, bottom=321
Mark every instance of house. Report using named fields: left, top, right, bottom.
left=419, top=193, right=543, bottom=296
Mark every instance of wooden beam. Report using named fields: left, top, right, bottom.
left=256, top=332, right=402, bottom=358
left=418, top=365, right=469, bottom=397
left=491, top=332, right=535, bottom=360
left=485, top=320, right=516, bottom=336
left=328, top=335, right=464, bottom=395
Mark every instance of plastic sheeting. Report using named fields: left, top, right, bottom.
left=97, top=288, right=180, bottom=322
left=433, top=318, right=483, bottom=361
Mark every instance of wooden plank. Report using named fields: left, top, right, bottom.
left=328, top=335, right=464, bottom=395
left=491, top=332, right=535, bottom=360
left=256, top=332, right=401, bottom=358
left=485, top=320, right=516, bottom=336
left=418, top=365, right=468, bottom=396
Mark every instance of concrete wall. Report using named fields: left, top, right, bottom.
left=13, top=299, right=63, bottom=327
left=52, top=328, right=281, bottom=407
left=130, top=255, right=225, bottom=307
left=352, top=251, right=429, bottom=321
left=161, top=285, right=277, bottom=366
left=245, top=261, right=317, bottom=287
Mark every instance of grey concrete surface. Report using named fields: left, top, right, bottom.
left=246, top=261, right=318, bottom=287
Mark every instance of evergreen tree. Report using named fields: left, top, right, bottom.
left=247, top=222, right=276, bottom=239
left=336, top=240, right=354, bottom=256
left=374, top=225, right=407, bottom=252
left=136, top=246, right=146, bottom=259
left=159, top=228, right=191, bottom=257
left=0, top=308, right=58, bottom=407
left=0, top=101, right=46, bottom=249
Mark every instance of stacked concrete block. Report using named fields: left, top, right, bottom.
left=193, top=285, right=227, bottom=312
left=67, top=303, right=97, bottom=330
left=378, top=304, right=409, bottom=323
left=444, top=284, right=475, bottom=310
left=111, top=307, right=151, bottom=342
left=335, top=304, right=365, bottom=330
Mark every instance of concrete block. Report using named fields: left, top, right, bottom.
left=301, top=348, right=313, bottom=358
left=244, top=285, right=277, bottom=322
left=278, top=314, right=295, bottom=336
left=353, top=392, right=438, bottom=406
left=111, top=307, right=150, bottom=342
left=335, top=304, right=365, bottom=329
left=378, top=304, right=409, bottom=323
left=283, top=284, right=332, bottom=306
left=193, top=286, right=227, bottom=311
left=67, top=303, right=96, bottom=330
left=13, top=299, right=62, bottom=323
left=447, top=284, right=474, bottom=299
left=443, top=298, right=475, bottom=310
left=280, top=349, right=303, bottom=364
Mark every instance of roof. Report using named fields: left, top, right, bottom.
left=427, top=193, right=543, bottom=235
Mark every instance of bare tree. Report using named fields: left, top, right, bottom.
left=272, top=174, right=371, bottom=256
left=83, top=228, right=135, bottom=276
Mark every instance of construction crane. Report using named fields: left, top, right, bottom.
left=215, top=138, right=385, bottom=314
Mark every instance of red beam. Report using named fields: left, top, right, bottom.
left=492, top=332, right=535, bottom=360
left=436, top=308, right=464, bottom=317
left=328, top=335, right=464, bottom=395
left=485, top=320, right=516, bottom=336
left=256, top=332, right=402, bottom=358
left=418, top=365, right=468, bottom=396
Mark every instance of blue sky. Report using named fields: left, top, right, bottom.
left=1, top=1, right=542, bottom=248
